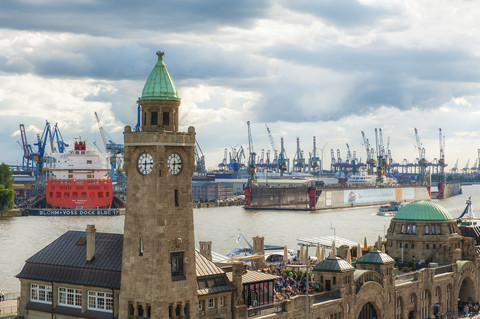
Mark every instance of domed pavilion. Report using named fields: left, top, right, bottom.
left=385, top=200, right=463, bottom=265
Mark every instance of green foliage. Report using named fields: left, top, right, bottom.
left=0, top=163, right=14, bottom=212
left=407, top=260, right=415, bottom=269
left=0, top=163, right=13, bottom=189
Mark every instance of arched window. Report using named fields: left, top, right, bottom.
left=396, top=297, right=403, bottom=319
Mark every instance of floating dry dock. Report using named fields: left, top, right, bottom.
left=245, top=185, right=431, bottom=211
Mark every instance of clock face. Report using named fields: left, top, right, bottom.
left=137, top=153, right=154, bottom=175
left=167, top=153, right=182, bottom=175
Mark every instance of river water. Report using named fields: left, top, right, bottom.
left=1, top=185, right=478, bottom=295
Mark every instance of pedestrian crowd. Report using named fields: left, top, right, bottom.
left=259, top=260, right=319, bottom=303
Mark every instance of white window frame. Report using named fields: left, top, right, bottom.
left=58, top=287, right=82, bottom=308
left=208, top=298, right=215, bottom=309
left=30, top=284, right=52, bottom=304
left=87, top=291, right=113, bottom=313
left=198, top=300, right=204, bottom=311
left=220, top=296, right=225, bottom=307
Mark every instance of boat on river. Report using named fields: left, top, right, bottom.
left=377, top=201, right=403, bottom=216
left=22, top=140, right=123, bottom=216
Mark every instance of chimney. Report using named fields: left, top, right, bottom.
left=199, top=241, right=212, bottom=261
left=251, top=236, right=265, bottom=270
left=86, top=225, right=96, bottom=264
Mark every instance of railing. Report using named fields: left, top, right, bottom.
left=395, top=272, right=417, bottom=284
left=247, top=302, right=285, bottom=317
left=312, top=290, right=341, bottom=304
left=434, top=264, right=453, bottom=275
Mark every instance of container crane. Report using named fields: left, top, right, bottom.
left=194, top=140, right=206, bottom=175
left=265, top=124, right=279, bottom=169
left=19, top=124, right=38, bottom=171
left=374, top=128, right=383, bottom=184
left=308, top=137, right=321, bottom=175
left=361, top=131, right=376, bottom=175
left=246, top=121, right=257, bottom=187
left=437, top=128, right=447, bottom=198
left=134, top=98, right=141, bottom=132
left=414, top=127, right=429, bottom=186
left=292, top=138, right=305, bottom=172
left=94, top=112, right=124, bottom=182
left=277, top=137, right=289, bottom=176
left=218, top=148, right=228, bottom=171
left=51, top=123, right=68, bottom=153
left=451, top=159, right=459, bottom=174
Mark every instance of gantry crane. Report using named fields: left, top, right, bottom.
left=265, top=124, right=279, bottom=170
left=218, top=148, right=228, bottom=171
left=277, top=137, right=289, bottom=176
left=94, top=112, right=124, bottom=182
left=246, top=121, right=257, bottom=187
left=293, top=137, right=305, bottom=172
left=19, top=124, right=38, bottom=172
left=308, top=137, right=321, bottom=174
left=438, top=128, right=447, bottom=185
left=374, top=128, right=384, bottom=184
left=414, top=127, right=429, bottom=186
left=361, top=131, right=376, bottom=175
left=194, top=140, right=206, bottom=175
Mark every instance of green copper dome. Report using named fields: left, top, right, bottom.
left=141, top=51, right=180, bottom=101
left=356, top=250, right=395, bottom=265
left=313, top=256, right=354, bottom=273
left=393, top=200, right=453, bottom=222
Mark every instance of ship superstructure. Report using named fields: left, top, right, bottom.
left=45, top=140, right=113, bottom=209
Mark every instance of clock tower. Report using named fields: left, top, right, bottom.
left=119, top=51, right=198, bottom=318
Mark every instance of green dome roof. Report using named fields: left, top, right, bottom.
left=393, top=200, right=453, bottom=222
left=356, top=250, right=395, bottom=265
left=313, top=256, right=354, bottom=273
left=141, top=51, right=180, bottom=101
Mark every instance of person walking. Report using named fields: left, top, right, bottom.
left=0, top=290, right=4, bottom=302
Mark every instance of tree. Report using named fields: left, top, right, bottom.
left=0, top=163, right=14, bottom=212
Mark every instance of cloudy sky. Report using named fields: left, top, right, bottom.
left=1, top=0, right=480, bottom=172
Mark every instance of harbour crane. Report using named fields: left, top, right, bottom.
left=361, top=131, right=376, bottom=175
left=346, top=143, right=352, bottom=164
left=265, top=124, right=279, bottom=169
left=414, top=127, right=428, bottom=186
left=438, top=128, right=447, bottom=185
left=450, top=159, right=459, bottom=174
left=94, top=112, right=124, bottom=182
left=293, top=137, right=306, bottom=172
left=374, top=128, right=383, bottom=184
left=277, top=137, right=289, bottom=175
left=19, top=124, right=38, bottom=171
left=330, top=149, right=336, bottom=172
left=134, top=98, right=141, bottom=132
left=308, top=137, right=321, bottom=175
left=218, top=148, right=228, bottom=171
left=194, top=140, right=206, bottom=175
left=462, top=159, right=470, bottom=175
left=246, top=121, right=257, bottom=187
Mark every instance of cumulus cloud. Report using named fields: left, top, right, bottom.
left=1, top=0, right=480, bottom=170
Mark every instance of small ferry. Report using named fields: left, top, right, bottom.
left=377, top=201, right=403, bottom=216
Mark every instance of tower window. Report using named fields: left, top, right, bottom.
left=171, top=252, right=185, bottom=280
left=139, top=238, right=144, bottom=256
left=151, top=112, right=158, bottom=125
left=175, top=189, right=179, bottom=207
left=163, top=112, right=170, bottom=125
left=143, top=112, right=146, bottom=125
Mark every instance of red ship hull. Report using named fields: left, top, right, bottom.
left=46, top=178, right=113, bottom=209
